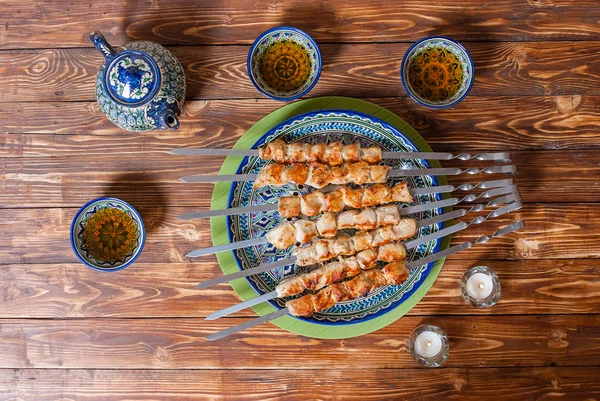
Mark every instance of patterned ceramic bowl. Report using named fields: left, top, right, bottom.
left=247, top=27, right=322, bottom=101
left=70, top=197, right=145, bottom=272
left=400, top=36, right=474, bottom=108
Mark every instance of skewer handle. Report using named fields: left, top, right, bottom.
left=405, top=196, right=522, bottom=249
left=415, top=192, right=520, bottom=228
left=389, top=165, right=517, bottom=178
left=410, top=179, right=515, bottom=196
left=382, top=151, right=511, bottom=162
left=406, top=221, right=524, bottom=270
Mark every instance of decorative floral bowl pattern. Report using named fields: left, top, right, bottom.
left=400, top=36, right=474, bottom=109
left=247, top=27, right=322, bottom=101
left=225, top=110, right=445, bottom=325
left=70, top=197, right=145, bottom=272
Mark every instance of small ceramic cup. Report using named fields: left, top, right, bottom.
left=70, top=197, right=145, bottom=272
left=400, top=36, right=474, bottom=108
left=247, top=26, right=322, bottom=101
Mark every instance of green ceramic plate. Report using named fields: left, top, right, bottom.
left=210, top=96, right=451, bottom=339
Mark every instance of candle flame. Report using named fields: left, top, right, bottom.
left=426, top=341, right=432, bottom=347
left=478, top=283, right=485, bottom=289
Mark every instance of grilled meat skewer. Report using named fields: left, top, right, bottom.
left=286, top=260, right=410, bottom=317
left=267, top=204, right=405, bottom=250
left=172, top=138, right=511, bottom=166
left=276, top=242, right=406, bottom=298
left=292, top=218, right=416, bottom=266
left=178, top=179, right=515, bottom=221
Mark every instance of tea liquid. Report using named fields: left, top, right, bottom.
left=259, top=40, right=312, bottom=93
left=408, top=46, right=464, bottom=102
left=83, top=207, right=138, bottom=263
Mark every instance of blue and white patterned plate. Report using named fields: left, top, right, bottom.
left=225, top=110, right=445, bottom=325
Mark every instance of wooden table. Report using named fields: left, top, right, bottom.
left=1, top=1, right=600, bottom=399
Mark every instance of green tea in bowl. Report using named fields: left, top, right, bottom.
left=70, top=198, right=145, bottom=272
left=247, top=26, right=322, bottom=101
left=258, top=40, right=313, bottom=93
left=401, top=36, right=474, bottom=108
left=82, top=207, right=139, bottom=263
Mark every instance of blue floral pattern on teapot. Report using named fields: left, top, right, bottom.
left=90, top=31, right=186, bottom=132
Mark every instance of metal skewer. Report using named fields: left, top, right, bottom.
left=172, top=147, right=511, bottom=163
left=206, top=220, right=525, bottom=341
left=179, top=165, right=517, bottom=183
left=185, top=187, right=518, bottom=258
left=194, top=192, right=521, bottom=289
left=205, top=198, right=522, bottom=320
left=178, top=178, right=515, bottom=220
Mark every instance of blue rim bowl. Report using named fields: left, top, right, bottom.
left=400, top=36, right=474, bottom=109
left=70, top=197, right=146, bottom=272
left=247, top=26, right=322, bottom=102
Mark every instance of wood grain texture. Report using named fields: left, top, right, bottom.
left=2, top=0, right=600, bottom=395
left=1, top=42, right=599, bottom=102
left=1, top=259, right=599, bottom=318
left=0, top=204, right=594, bottom=264
left=1, top=367, right=599, bottom=401
left=2, top=96, right=600, bottom=152
left=0, top=315, right=599, bottom=369
left=2, top=0, right=600, bottom=49
left=0, top=151, right=598, bottom=206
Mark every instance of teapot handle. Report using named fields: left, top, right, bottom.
left=89, top=31, right=116, bottom=60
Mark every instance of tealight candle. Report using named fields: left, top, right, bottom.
left=409, top=325, right=449, bottom=367
left=466, top=272, right=494, bottom=300
left=460, top=266, right=501, bottom=308
left=414, top=331, right=442, bottom=358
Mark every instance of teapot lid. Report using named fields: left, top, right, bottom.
left=103, top=50, right=161, bottom=107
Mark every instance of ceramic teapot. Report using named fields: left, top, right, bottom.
left=89, top=31, right=186, bottom=132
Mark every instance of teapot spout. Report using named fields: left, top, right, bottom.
left=158, top=110, right=180, bottom=130
left=89, top=31, right=116, bottom=60
left=147, top=100, right=181, bottom=131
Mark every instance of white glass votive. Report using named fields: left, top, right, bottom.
left=460, top=266, right=501, bottom=308
left=408, top=325, right=449, bottom=367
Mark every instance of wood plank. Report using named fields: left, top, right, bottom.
left=0, top=315, right=599, bottom=369
left=2, top=97, right=600, bottom=152
left=1, top=367, right=600, bottom=400
left=0, top=150, right=598, bottom=207
left=2, top=0, right=600, bottom=49
left=0, top=204, right=593, bottom=264
left=1, top=42, right=599, bottom=102
left=1, top=259, right=599, bottom=318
